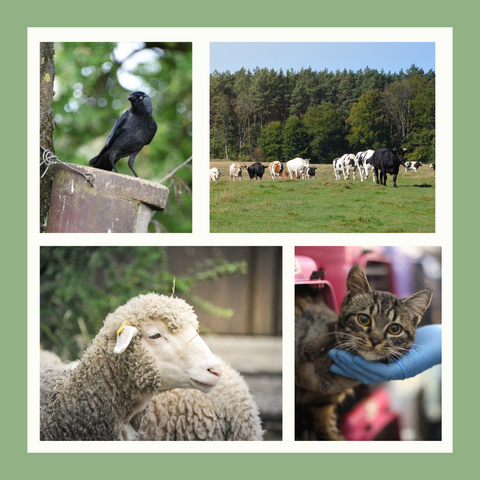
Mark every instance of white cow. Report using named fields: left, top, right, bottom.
left=286, top=158, right=309, bottom=180
left=333, top=158, right=344, bottom=180
left=209, top=167, right=221, bottom=182
left=354, top=150, right=375, bottom=181
left=340, top=154, right=356, bottom=179
left=229, top=163, right=245, bottom=181
left=404, top=161, right=423, bottom=173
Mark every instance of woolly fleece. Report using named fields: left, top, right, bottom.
left=40, top=293, right=198, bottom=441
left=138, top=357, right=264, bottom=441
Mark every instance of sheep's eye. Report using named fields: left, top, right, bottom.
left=388, top=324, right=402, bottom=335
left=149, top=333, right=161, bottom=339
left=357, top=314, right=371, bottom=326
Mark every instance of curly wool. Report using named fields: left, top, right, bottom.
left=138, top=358, right=264, bottom=441
left=104, top=293, right=199, bottom=335
left=40, top=294, right=195, bottom=441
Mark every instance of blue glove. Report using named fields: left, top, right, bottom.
left=329, top=324, right=442, bottom=383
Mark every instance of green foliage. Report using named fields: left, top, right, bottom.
left=289, top=67, right=319, bottom=117
left=210, top=65, right=435, bottom=164
left=403, top=75, right=436, bottom=163
left=40, top=247, right=247, bottom=360
left=303, top=103, right=344, bottom=162
left=282, top=116, right=309, bottom=160
left=347, top=89, right=388, bottom=150
left=52, top=42, right=192, bottom=232
left=257, top=121, right=284, bottom=161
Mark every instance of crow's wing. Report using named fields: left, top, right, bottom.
left=96, top=109, right=130, bottom=156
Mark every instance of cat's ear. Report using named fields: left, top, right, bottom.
left=403, top=289, right=433, bottom=326
left=346, top=264, right=372, bottom=296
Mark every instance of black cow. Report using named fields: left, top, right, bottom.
left=307, top=166, right=317, bottom=179
left=247, top=162, right=267, bottom=180
left=371, top=148, right=407, bottom=188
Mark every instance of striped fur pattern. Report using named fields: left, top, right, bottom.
left=295, top=264, right=432, bottom=440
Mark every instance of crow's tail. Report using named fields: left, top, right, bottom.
left=89, top=155, right=113, bottom=171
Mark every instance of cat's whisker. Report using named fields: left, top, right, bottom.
left=295, top=262, right=432, bottom=441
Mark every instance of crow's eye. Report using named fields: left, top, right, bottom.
left=388, top=324, right=402, bottom=335
left=138, top=96, right=143, bottom=100
left=149, top=333, right=161, bottom=339
left=357, top=314, right=371, bottom=326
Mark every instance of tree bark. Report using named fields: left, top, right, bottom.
left=40, top=42, right=55, bottom=232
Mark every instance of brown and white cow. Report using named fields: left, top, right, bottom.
left=269, top=161, right=284, bottom=180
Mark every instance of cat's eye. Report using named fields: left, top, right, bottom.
left=388, top=324, right=402, bottom=335
left=149, top=333, right=162, bottom=339
left=357, top=314, right=371, bottom=326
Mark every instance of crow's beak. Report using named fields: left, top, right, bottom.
left=128, top=94, right=135, bottom=101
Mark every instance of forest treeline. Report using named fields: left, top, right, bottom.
left=210, top=65, right=435, bottom=164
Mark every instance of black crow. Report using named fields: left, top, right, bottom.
left=89, top=91, right=157, bottom=177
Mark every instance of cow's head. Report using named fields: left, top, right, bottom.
left=392, top=148, right=407, bottom=166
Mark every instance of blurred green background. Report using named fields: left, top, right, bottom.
left=40, top=246, right=249, bottom=361
left=52, top=42, right=192, bottom=232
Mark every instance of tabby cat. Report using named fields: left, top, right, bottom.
left=295, top=263, right=433, bottom=440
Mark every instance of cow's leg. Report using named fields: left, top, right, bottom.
left=374, top=167, right=379, bottom=184
left=393, top=172, right=398, bottom=188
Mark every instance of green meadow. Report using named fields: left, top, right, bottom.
left=210, top=162, right=435, bottom=233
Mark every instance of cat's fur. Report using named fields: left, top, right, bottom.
left=295, top=263, right=433, bottom=440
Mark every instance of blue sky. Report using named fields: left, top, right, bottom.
left=210, top=43, right=435, bottom=75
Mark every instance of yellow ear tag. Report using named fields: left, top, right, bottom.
left=117, top=321, right=126, bottom=335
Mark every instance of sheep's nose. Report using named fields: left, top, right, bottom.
left=208, top=366, right=223, bottom=378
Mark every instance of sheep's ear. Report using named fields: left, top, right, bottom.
left=114, top=325, right=138, bottom=354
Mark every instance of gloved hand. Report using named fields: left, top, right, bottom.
left=329, top=324, right=442, bottom=384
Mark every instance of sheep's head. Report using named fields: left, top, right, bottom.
left=104, top=293, right=222, bottom=394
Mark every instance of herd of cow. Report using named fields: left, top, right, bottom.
left=210, top=147, right=433, bottom=188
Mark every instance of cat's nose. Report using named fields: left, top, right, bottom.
left=370, top=337, right=382, bottom=347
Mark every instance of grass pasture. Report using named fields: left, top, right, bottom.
left=210, top=162, right=435, bottom=233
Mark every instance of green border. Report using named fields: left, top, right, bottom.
left=6, top=0, right=469, bottom=477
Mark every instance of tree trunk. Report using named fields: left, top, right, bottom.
left=40, top=42, right=55, bottom=232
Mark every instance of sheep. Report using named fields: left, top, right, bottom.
left=138, top=356, right=264, bottom=441
left=40, top=351, right=264, bottom=442
left=40, top=293, right=223, bottom=441
left=40, top=349, right=78, bottom=371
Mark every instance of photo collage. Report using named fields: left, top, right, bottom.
left=29, top=27, right=452, bottom=453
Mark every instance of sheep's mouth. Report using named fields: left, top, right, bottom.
left=189, top=378, right=219, bottom=392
